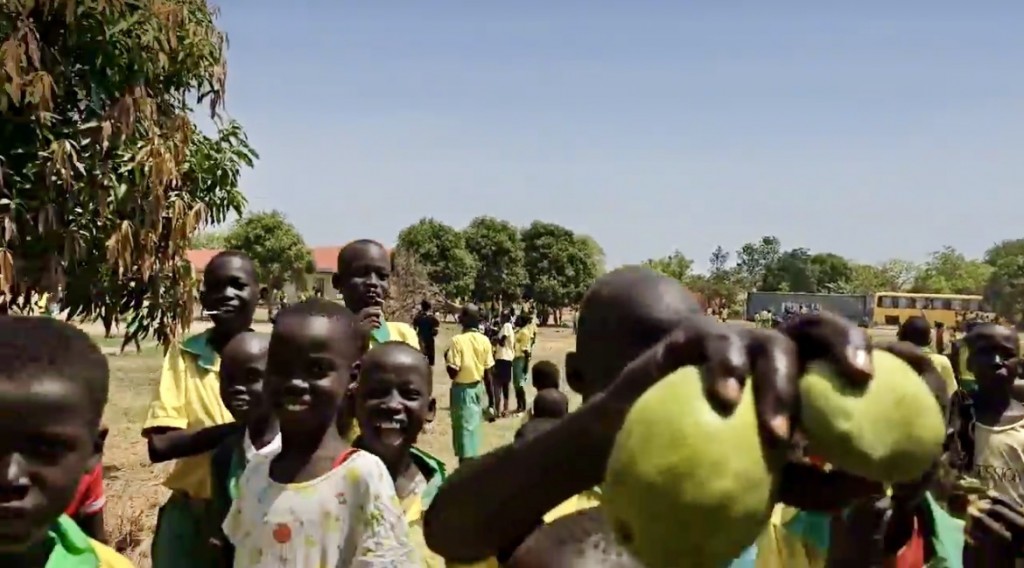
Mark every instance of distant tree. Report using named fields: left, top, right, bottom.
left=984, top=239, right=1024, bottom=267
left=191, top=230, right=229, bottom=250
left=576, top=234, right=607, bottom=275
left=0, top=0, right=256, bottom=345
left=736, top=235, right=782, bottom=289
left=761, top=248, right=815, bottom=292
left=522, top=221, right=598, bottom=325
left=877, top=259, right=919, bottom=291
left=224, top=211, right=314, bottom=298
left=985, top=256, right=1024, bottom=324
left=396, top=218, right=475, bottom=300
left=462, top=216, right=527, bottom=307
left=642, top=250, right=694, bottom=284
left=808, top=252, right=854, bottom=293
left=386, top=248, right=439, bottom=324
left=911, top=246, right=992, bottom=294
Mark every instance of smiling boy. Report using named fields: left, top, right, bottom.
left=209, top=332, right=279, bottom=567
left=353, top=341, right=445, bottom=566
left=0, top=317, right=133, bottom=567
left=142, top=251, right=257, bottom=568
left=223, top=299, right=416, bottom=566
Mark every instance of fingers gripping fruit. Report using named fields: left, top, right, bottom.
left=602, top=368, right=782, bottom=568
left=800, top=349, right=946, bottom=483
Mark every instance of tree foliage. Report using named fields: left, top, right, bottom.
left=736, top=235, right=782, bottom=289
left=395, top=218, right=476, bottom=301
left=191, top=229, right=228, bottom=249
left=0, top=0, right=256, bottom=344
left=386, top=248, right=439, bottom=324
left=463, top=216, right=526, bottom=306
left=642, top=250, right=694, bottom=283
left=911, top=246, right=992, bottom=295
left=223, top=211, right=313, bottom=291
left=521, top=221, right=599, bottom=321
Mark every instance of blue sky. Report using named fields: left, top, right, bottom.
left=213, top=1, right=1023, bottom=270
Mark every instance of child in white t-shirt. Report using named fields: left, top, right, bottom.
left=223, top=300, right=417, bottom=566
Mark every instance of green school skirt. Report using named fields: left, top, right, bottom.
left=450, top=381, right=485, bottom=459
left=512, top=356, right=528, bottom=388
left=151, top=491, right=217, bottom=568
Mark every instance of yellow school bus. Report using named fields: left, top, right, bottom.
left=872, top=292, right=991, bottom=327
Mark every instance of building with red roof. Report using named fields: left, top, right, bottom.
left=188, top=245, right=347, bottom=301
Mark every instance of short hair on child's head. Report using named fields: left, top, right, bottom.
left=0, top=317, right=109, bottom=422
left=206, top=250, right=257, bottom=276
left=531, top=360, right=560, bottom=391
left=336, top=239, right=392, bottom=272
left=514, top=417, right=560, bottom=443
left=276, top=297, right=353, bottom=321
left=897, top=316, right=932, bottom=347
left=533, top=389, right=569, bottom=419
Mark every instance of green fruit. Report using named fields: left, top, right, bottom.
left=800, top=349, right=946, bottom=483
left=603, top=367, right=780, bottom=568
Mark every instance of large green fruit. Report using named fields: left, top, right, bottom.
left=800, top=349, right=946, bottom=483
left=602, top=367, right=780, bottom=568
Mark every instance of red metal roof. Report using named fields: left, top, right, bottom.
left=188, top=244, right=389, bottom=274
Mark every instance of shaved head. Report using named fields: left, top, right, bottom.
left=568, top=266, right=702, bottom=398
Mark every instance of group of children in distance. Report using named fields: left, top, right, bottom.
left=3, top=245, right=1024, bottom=567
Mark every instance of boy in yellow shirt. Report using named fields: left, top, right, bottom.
left=331, top=239, right=419, bottom=441
left=142, top=251, right=258, bottom=568
left=332, top=239, right=419, bottom=349
left=898, top=316, right=957, bottom=397
left=444, top=303, right=495, bottom=463
left=511, top=315, right=533, bottom=415
left=0, top=317, right=134, bottom=567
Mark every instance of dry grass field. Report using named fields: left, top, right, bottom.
left=91, top=320, right=908, bottom=565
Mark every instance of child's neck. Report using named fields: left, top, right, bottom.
left=246, top=414, right=278, bottom=449
left=208, top=325, right=249, bottom=352
left=382, top=450, right=418, bottom=496
left=274, top=419, right=350, bottom=484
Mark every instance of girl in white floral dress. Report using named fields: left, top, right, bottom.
left=223, top=300, right=418, bottom=567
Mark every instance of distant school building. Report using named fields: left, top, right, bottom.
left=187, top=246, right=345, bottom=303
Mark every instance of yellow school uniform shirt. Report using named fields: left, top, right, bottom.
left=143, top=331, right=234, bottom=499
left=754, top=505, right=826, bottom=568
left=446, top=330, right=495, bottom=384
left=923, top=348, right=957, bottom=397
left=93, top=539, right=136, bottom=567
left=514, top=328, right=532, bottom=358
left=372, top=320, right=420, bottom=349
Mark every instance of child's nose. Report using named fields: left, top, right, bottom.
left=0, top=454, right=29, bottom=487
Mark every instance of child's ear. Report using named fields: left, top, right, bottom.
left=564, top=351, right=586, bottom=395
left=331, top=272, right=342, bottom=292
left=426, top=398, right=437, bottom=423
left=86, top=426, right=107, bottom=471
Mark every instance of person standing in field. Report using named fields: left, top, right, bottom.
left=493, top=310, right=516, bottom=418
left=445, top=304, right=495, bottom=463
left=898, top=316, right=957, bottom=397
left=413, top=299, right=441, bottom=366
left=142, top=251, right=258, bottom=568
left=511, top=315, right=533, bottom=416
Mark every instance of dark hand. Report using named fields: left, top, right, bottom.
left=605, top=311, right=872, bottom=450
left=965, top=493, right=1024, bottom=566
left=827, top=494, right=893, bottom=568
left=357, top=306, right=383, bottom=330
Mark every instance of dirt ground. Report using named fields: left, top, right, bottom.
left=97, top=323, right=579, bottom=566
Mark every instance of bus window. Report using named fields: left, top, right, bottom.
left=950, top=299, right=963, bottom=311
left=968, top=299, right=981, bottom=311
left=931, top=298, right=950, bottom=310
left=897, top=296, right=914, bottom=309
left=877, top=295, right=892, bottom=308
left=913, top=297, right=928, bottom=309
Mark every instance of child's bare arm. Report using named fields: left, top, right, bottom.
left=143, top=423, right=241, bottom=463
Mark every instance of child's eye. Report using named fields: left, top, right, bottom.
left=22, top=436, right=72, bottom=463
left=307, top=359, right=332, bottom=377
